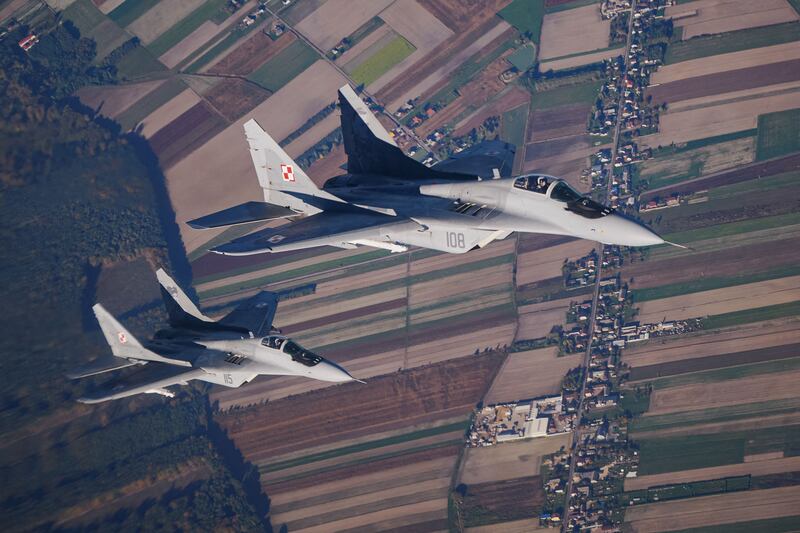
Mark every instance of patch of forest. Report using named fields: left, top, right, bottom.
left=0, top=14, right=266, bottom=532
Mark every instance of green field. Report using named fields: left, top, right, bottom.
left=634, top=265, right=800, bottom=302
left=350, top=35, right=415, bottom=86
left=63, top=0, right=131, bottom=60
left=631, top=398, right=800, bottom=434
left=108, top=0, right=160, bottom=27
left=647, top=357, right=800, bottom=390
left=701, top=301, right=800, bottom=331
left=247, top=38, right=318, bottom=92
left=500, top=103, right=529, bottom=170
left=668, top=516, right=800, bottom=533
left=115, top=76, right=187, bottom=130
left=664, top=22, right=800, bottom=64
left=507, top=43, right=537, bottom=72
left=531, top=80, right=602, bottom=110
left=663, top=211, right=800, bottom=244
left=498, top=0, right=546, bottom=42
left=114, top=46, right=167, bottom=80
left=756, top=108, right=800, bottom=160
left=637, top=433, right=745, bottom=475
left=146, top=0, right=227, bottom=57
left=638, top=425, right=800, bottom=475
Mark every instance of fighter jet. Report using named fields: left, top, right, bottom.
left=189, top=85, right=663, bottom=256
left=69, top=269, right=358, bottom=403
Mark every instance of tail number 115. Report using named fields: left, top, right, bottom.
left=446, top=232, right=466, bottom=249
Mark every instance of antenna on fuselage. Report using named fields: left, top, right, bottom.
left=664, top=240, right=692, bottom=251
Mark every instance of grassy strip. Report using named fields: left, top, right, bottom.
left=501, top=103, right=529, bottom=151
left=663, top=212, right=800, bottom=244
left=664, top=22, right=800, bottom=64
left=108, top=0, right=160, bottom=27
left=702, top=301, right=800, bottom=331
left=351, top=35, right=415, bottom=86
left=708, top=169, right=800, bottom=200
left=631, top=398, right=800, bottom=434
left=651, top=129, right=757, bottom=158
left=264, top=419, right=469, bottom=473
left=647, top=357, right=800, bottom=391
left=637, top=425, right=800, bottom=475
left=146, top=0, right=228, bottom=57
left=667, top=516, right=800, bottom=533
left=198, top=249, right=391, bottom=299
left=756, top=107, right=800, bottom=161
left=530, top=80, right=603, bottom=110
left=498, top=0, right=545, bottom=41
left=263, top=440, right=458, bottom=482
left=247, top=38, right=318, bottom=92
left=633, top=264, right=800, bottom=302
left=114, top=46, right=167, bottom=80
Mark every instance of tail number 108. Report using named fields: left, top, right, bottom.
left=446, top=232, right=466, bottom=249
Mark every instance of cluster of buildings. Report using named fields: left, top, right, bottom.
left=564, top=247, right=624, bottom=290
left=466, top=395, right=568, bottom=447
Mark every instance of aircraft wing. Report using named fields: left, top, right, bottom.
left=67, top=355, right=139, bottom=379
left=77, top=365, right=206, bottom=404
left=211, top=208, right=408, bottom=256
left=218, top=291, right=279, bottom=337
left=431, top=140, right=516, bottom=179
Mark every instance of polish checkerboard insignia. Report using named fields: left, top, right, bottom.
left=118, top=332, right=127, bottom=344
left=281, top=164, right=295, bottom=182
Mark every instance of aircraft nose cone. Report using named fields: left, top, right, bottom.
left=317, top=360, right=357, bottom=383
left=602, top=214, right=664, bottom=247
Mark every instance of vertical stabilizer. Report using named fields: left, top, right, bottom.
left=338, top=85, right=468, bottom=180
left=156, top=268, right=213, bottom=326
left=243, top=119, right=340, bottom=212
left=93, top=304, right=191, bottom=366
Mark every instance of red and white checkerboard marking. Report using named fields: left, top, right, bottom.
left=281, top=164, right=295, bottom=182
left=118, top=332, right=127, bottom=344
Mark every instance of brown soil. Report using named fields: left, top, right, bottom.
left=524, top=134, right=592, bottom=163
left=416, top=52, right=512, bottom=138
left=308, top=144, right=347, bottom=187
left=629, top=342, right=800, bottom=381
left=149, top=101, right=227, bottom=169
left=217, top=352, right=505, bottom=461
left=418, top=0, right=512, bottom=33
left=204, top=78, right=271, bottom=122
left=622, top=237, right=800, bottom=289
left=528, top=104, right=591, bottom=142
left=461, top=476, right=544, bottom=524
left=265, top=444, right=460, bottom=494
left=208, top=31, right=297, bottom=76
left=648, top=59, right=800, bottom=105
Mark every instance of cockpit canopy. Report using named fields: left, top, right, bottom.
left=261, top=336, right=323, bottom=367
left=513, top=175, right=613, bottom=219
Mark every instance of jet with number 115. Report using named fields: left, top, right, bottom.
left=189, top=85, right=663, bottom=256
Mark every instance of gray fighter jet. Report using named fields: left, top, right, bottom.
left=69, top=269, right=357, bottom=403
left=190, top=85, right=663, bottom=255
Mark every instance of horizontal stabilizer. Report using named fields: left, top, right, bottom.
left=78, top=366, right=206, bottom=404
left=187, top=201, right=298, bottom=229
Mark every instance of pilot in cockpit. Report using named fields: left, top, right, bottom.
left=535, top=176, right=548, bottom=193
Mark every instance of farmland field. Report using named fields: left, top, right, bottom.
left=350, top=35, right=416, bottom=87
left=498, top=0, right=545, bottom=41
left=665, top=0, right=799, bottom=40
left=247, top=39, right=319, bottom=92
left=756, top=107, right=800, bottom=159
left=664, top=21, right=800, bottom=64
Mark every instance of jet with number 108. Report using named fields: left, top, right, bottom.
left=189, top=86, right=664, bottom=256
